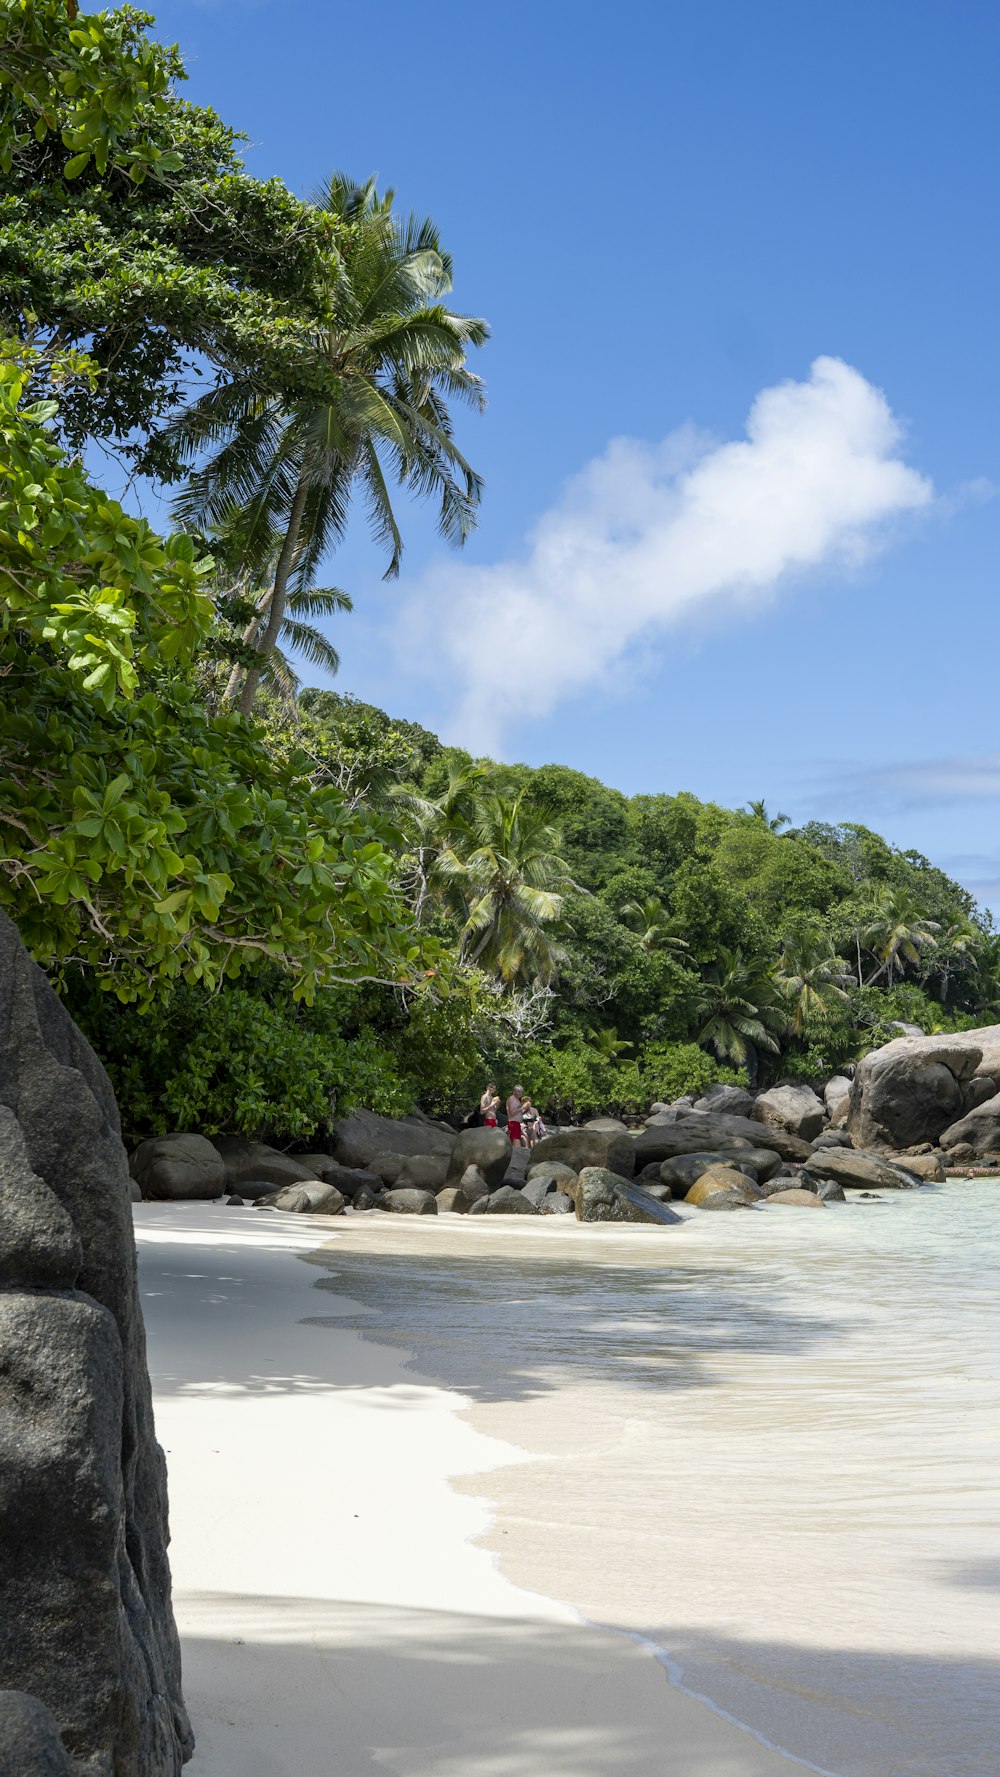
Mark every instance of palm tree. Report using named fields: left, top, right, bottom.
left=170, top=173, right=488, bottom=713
left=746, top=799, right=791, bottom=832
left=209, top=539, right=353, bottom=708
left=924, top=917, right=981, bottom=1004
left=396, top=762, right=489, bottom=924
left=619, top=895, right=689, bottom=955
left=696, top=948, right=786, bottom=1078
left=863, top=885, right=940, bottom=988
left=775, top=923, right=852, bottom=1036
left=434, top=790, right=576, bottom=986
left=588, top=1027, right=634, bottom=1063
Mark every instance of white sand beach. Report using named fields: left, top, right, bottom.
left=135, top=1204, right=815, bottom=1777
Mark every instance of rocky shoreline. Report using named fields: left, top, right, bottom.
left=130, top=1022, right=1000, bottom=1223
left=129, top=1051, right=990, bottom=1225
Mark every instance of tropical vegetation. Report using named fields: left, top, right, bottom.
left=2, top=2, right=997, bottom=1144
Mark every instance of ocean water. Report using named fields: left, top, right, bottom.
left=309, top=1183, right=1000, bottom=1777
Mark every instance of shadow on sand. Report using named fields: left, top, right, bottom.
left=176, top=1593, right=1000, bottom=1777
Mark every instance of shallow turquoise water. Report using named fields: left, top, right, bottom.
left=312, top=1183, right=1000, bottom=1777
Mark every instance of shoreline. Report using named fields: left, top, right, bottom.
left=299, top=1191, right=999, bottom=1777
left=134, top=1203, right=818, bottom=1776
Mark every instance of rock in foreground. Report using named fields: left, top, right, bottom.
left=0, top=911, right=191, bottom=1774
left=802, top=1149, right=921, bottom=1191
left=570, top=1168, right=682, bottom=1224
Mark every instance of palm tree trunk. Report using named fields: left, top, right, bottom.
left=236, top=464, right=309, bottom=716
left=222, top=587, right=273, bottom=706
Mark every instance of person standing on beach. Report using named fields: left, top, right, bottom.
left=480, top=1083, right=500, bottom=1127
left=521, top=1097, right=544, bottom=1151
left=506, top=1084, right=525, bottom=1147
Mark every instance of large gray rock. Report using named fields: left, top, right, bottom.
left=480, top=1185, right=540, bottom=1215
left=301, top=1162, right=379, bottom=1201
left=445, top=1126, right=512, bottom=1189
left=131, top=1132, right=224, bottom=1201
left=938, top=1096, right=1000, bottom=1158
left=961, top=1075, right=999, bottom=1113
left=846, top=1033, right=1000, bottom=1150
left=212, top=1136, right=319, bottom=1191
left=816, top=1179, right=847, bottom=1202
left=231, top=1175, right=299, bottom=1202
left=398, top=1152, right=451, bottom=1190
left=455, top=1165, right=490, bottom=1206
left=331, top=1109, right=455, bottom=1169
left=294, top=1154, right=380, bottom=1197
left=253, top=1181, right=345, bottom=1215
left=583, top=1116, right=629, bottom=1132
left=542, top=1190, right=575, bottom=1215
left=760, top=1173, right=811, bottom=1197
left=691, top=1083, right=755, bottom=1118
left=531, top=1129, right=636, bottom=1178
left=376, top=1188, right=438, bottom=1215
left=525, top=1160, right=577, bottom=1190
left=658, top=1151, right=746, bottom=1198
left=752, top=1083, right=826, bottom=1141
left=0, top=912, right=190, bottom=1773
left=802, top=1149, right=921, bottom=1191
left=521, top=1174, right=558, bottom=1209
left=764, top=1187, right=825, bottom=1207
left=0, top=1692, right=75, bottom=1776
left=824, top=1075, right=853, bottom=1127
left=633, top=1112, right=807, bottom=1166
left=368, top=1151, right=407, bottom=1185
left=888, top=1152, right=946, bottom=1182
left=569, top=1168, right=682, bottom=1225
left=685, top=1168, right=762, bottom=1207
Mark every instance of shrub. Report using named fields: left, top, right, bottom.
left=638, top=1042, right=747, bottom=1104
left=67, top=975, right=414, bottom=1144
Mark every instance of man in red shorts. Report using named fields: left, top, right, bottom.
left=506, top=1084, right=525, bottom=1147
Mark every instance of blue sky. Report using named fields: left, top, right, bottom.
left=149, top=0, right=1000, bottom=909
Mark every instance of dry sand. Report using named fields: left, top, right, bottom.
left=135, top=1203, right=814, bottom=1777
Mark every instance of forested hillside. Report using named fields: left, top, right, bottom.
left=70, top=681, right=997, bottom=1139
left=2, top=4, right=994, bottom=1144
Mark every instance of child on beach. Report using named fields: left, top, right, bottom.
left=479, top=1083, right=500, bottom=1127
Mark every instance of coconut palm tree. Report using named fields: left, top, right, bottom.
left=208, top=534, right=353, bottom=709
left=924, top=917, right=981, bottom=1004
left=395, top=762, right=489, bottom=924
left=775, top=923, right=852, bottom=1036
left=863, top=885, right=940, bottom=988
left=619, top=895, right=690, bottom=955
left=433, top=789, right=576, bottom=986
left=746, top=799, right=791, bottom=832
left=696, top=948, right=786, bottom=1078
left=170, top=173, right=488, bottom=713
left=587, top=1027, right=634, bottom=1063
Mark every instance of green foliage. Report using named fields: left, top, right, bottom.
left=0, top=4, right=340, bottom=461
left=517, top=1035, right=745, bottom=1122
left=0, top=350, right=421, bottom=1000
left=298, top=689, right=443, bottom=803
left=640, top=1041, right=747, bottom=1105
left=68, top=973, right=414, bottom=1141
left=0, top=1, right=175, bottom=182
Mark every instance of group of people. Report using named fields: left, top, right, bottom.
left=478, top=1082, right=547, bottom=1151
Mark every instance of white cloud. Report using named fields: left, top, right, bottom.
left=395, top=356, right=932, bottom=754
